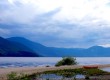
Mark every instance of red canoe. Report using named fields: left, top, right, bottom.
left=83, top=66, right=98, bottom=69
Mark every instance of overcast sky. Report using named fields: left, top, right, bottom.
left=1, top=0, right=110, bottom=48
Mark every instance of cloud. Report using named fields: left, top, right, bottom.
left=1, top=0, right=110, bottom=48
left=0, top=28, right=10, bottom=37
left=99, top=44, right=110, bottom=48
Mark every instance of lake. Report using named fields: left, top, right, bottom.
left=0, top=57, right=110, bottom=68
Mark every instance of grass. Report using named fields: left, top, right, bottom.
left=7, top=72, right=36, bottom=80
left=43, top=68, right=107, bottom=76
left=7, top=68, right=109, bottom=80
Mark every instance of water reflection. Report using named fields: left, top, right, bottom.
left=35, top=73, right=85, bottom=80
left=101, top=67, right=110, bottom=72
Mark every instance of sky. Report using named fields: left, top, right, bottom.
left=1, top=0, right=110, bottom=48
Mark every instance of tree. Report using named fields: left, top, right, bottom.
left=55, top=57, right=77, bottom=67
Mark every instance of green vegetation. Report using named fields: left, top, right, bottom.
left=7, top=72, right=36, bottom=80
left=43, top=68, right=108, bottom=79
left=7, top=72, right=17, bottom=80
left=44, top=68, right=107, bottom=76
left=55, top=57, right=77, bottom=66
left=7, top=68, right=109, bottom=80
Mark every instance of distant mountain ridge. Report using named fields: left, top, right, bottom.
left=0, top=37, right=40, bottom=57
left=7, top=37, right=58, bottom=57
left=0, top=36, right=110, bottom=57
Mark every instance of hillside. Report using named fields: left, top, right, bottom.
left=7, top=37, right=110, bottom=57
left=0, top=37, right=40, bottom=57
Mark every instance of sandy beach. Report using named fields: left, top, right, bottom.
left=0, top=64, right=110, bottom=80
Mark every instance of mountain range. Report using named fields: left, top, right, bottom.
left=0, top=36, right=110, bottom=57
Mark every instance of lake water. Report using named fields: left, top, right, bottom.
left=0, top=57, right=110, bottom=68
left=37, top=74, right=85, bottom=79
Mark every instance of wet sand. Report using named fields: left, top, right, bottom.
left=0, top=64, right=110, bottom=80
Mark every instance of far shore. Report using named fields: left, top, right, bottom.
left=1, top=64, right=110, bottom=80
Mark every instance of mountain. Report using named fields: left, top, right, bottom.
left=84, top=46, right=110, bottom=56
left=7, top=37, right=110, bottom=57
left=7, top=37, right=84, bottom=56
left=7, top=37, right=58, bottom=56
left=0, top=37, right=40, bottom=57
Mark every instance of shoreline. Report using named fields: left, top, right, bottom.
left=0, top=64, right=110, bottom=80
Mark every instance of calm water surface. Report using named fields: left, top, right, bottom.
left=0, top=57, right=110, bottom=68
